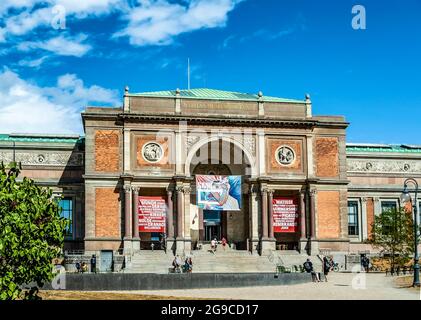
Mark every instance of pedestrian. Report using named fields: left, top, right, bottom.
left=329, top=256, right=335, bottom=272
left=361, top=255, right=370, bottom=272
left=303, top=258, right=320, bottom=282
left=221, top=237, right=227, bottom=251
left=188, top=257, right=193, bottom=273
left=90, top=254, right=96, bottom=273
left=75, top=261, right=81, bottom=273
left=323, top=256, right=330, bottom=282
left=81, top=261, right=87, bottom=273
left=211, top=238, right=217, bottom=254
left=172, top=256, right=179, bottom=273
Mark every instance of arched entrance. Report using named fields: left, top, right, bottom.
left=187, top=138, right=253, bottom=250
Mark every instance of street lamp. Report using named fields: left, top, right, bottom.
left=400, top=178, right=420, bottom=287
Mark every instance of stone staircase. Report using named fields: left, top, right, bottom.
left=124, top=246, right=322, bottom=274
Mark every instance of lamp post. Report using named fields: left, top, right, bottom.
left=400, top=178, right=420, bottom=287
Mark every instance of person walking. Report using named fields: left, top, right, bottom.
left=75, top=261, right=81, bottom=273
left=211, top=238, right=217, bottom=254
left=361, top=255, right=370, bottom=272
left=323, top=256, right=330, bottom=282
left=221, top=237, right=227, bottom=251
left=90, top=254, right=97, bottom=273
left=303, top=258, right=320, bottom=282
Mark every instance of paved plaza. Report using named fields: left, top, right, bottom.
left=114, top=273, right=420, bottom=300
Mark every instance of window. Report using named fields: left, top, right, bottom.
left=348, top=201, right=359, bottom=236
left=381, top=201, right=397, bottom=214
left=59, top=198, right=73, bottom=238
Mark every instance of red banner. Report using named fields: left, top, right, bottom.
left=273, top=197, right=299, bottom=233
left=138, top=196, right=166, bottom=233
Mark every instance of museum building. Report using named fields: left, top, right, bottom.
left=1, top=88, right=420, bottom=271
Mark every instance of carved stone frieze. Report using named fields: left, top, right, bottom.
left=347, top=159, right=421, bottom=174
left=0, top=151, right=83, bottom=166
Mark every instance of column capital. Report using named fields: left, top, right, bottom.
left=175, top=185, right=184, bottom=193
left=309, top=189, right=317, bottom=196
left=267, top=189, right=275, bottom=195
left=182, top=186, right=192, bottom=195
left=123, top=185, right=132, bottom=193
left=131, top=186, right=140, bottom=193
left=260, top=187, right=269, bottom=194
left=361, top=197, right=368, bottom=202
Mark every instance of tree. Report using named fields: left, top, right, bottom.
left=0, top=162, right=67, bottom=300
left=368, top=207, right=415, bottom=270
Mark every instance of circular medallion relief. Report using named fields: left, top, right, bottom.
left=142, top=142, right=163, bottom=163
left=37, top=154, right=45, bottom=163
left=275, top=146, right=295, bottom=166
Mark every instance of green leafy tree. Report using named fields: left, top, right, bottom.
left=368, top=207, right=415, bottom=270
left=0, top=162, right=67, bottom=300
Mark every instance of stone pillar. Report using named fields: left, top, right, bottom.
left=260, top=186, right=275, bottom=253
left=166, top=188, right=175, bottom=253
left=183, top=186, right=192, bottom=252
left=166, top=189, right=174, bottom=238
left=299, top=190, right=308, bottom=254
left=175, top=185, right=185, bottom=254
left=309, top=189, right=318, bottom=255
left=268, top=190, right=274, bottom=239
left=123, top=185, right=132, bottom=253
left=132, top=186, right=140, bottom=251
left=261, top=187, right=269, bottom=239
left=249, top=183, right=260, bottom=254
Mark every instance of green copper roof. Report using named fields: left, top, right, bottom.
left=0, top=134, right=84, bottom=144
left=130, top=88, right=305, bottom=103
left=346, top=144, right=421, bottom=154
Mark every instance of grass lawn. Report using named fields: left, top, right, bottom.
left=38, top=290, right=208, bottom=300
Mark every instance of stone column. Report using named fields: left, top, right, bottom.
left=260, top=186, right=275, bottom=253
left=299, top=190, right=308, bottom=253
left=268, top=190, right=274, bottom=239
left=249, top=183, right=260, bottom=254
left=175, top=185, right=185, bottom=254
left=183, top=186, right=192, bottom=252
left=166, top=189, right=174, bottom=239
left=132, top=186, right=140, bottom=251
left=309, top=189, right=318, bottom=255
left=123, top=185, right=132, bottom=253
left=261, top=187, right=269, bottom=239
left=166, top=188, right=175, bottom=253
left=124, top=185, right=132, bottom=239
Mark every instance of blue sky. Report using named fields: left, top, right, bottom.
left=0, top=0, right=420, bottom=144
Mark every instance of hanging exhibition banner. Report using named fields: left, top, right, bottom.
left=272, top=197, right=299, bottom=233
left=138, top=196, right=166, bottom=233
left=196, top=175, right=242, bottom=211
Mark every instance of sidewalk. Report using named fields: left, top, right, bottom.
left=123, top=273, right=420, bottom=300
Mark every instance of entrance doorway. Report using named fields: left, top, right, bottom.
left=204, top=210, right=222, bottom=241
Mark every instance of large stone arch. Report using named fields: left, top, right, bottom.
left=184, top=136, right=257, bottom=177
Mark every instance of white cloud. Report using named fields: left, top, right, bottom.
left=17, top=55, right=50, bottom=68
left=0, top=0, right=124, bottom=42
left=17, top=34, right=92, bottom=57
left=115, top=0, right=242, bottom=46
left=0, top=70, right=119, bottom=134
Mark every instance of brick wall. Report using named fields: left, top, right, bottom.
left=366, top=198, right=374, bottom=239
left=95, top=188, right=120, bottom=238
left=317, top=191, right=341, bottom=239
left=315, top=137, right=339, bottom=178
left=95, top=130, right=120, bottom=172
